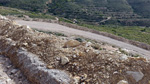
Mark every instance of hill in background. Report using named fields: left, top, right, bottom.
left=0, top=0, right=150, bottom=26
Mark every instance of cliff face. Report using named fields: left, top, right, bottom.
left=0, top=15, right=150, bottom=84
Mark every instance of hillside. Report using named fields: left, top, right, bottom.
left=127, top=0, right=150, bottom=18
left=0, top=15, right=150, bottom=84
left=0, top=0, right=150, bottom=26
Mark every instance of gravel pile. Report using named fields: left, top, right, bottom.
left=0, top=15, right=150, bottom=84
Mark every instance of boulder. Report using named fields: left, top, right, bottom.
left=64, top=40, right=80, bottom=48
left=126, top=71, right=144, bottom=82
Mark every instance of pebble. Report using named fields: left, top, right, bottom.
left=73, top=76, right=80, bottom=84
left=60, top=56, right=69, bottom=65
left=86, top=42, right=92, bottom=47
left=11, top=69, right=18, bottom=74
left=73, top=55, right=77, bottom=58
left=23, top=42, right=28, bottom=45
left=120, top=55, right=128, bottom=61
left=47, top=65, right=53, bottom=69
left=117, top=80, right=128, bottom=84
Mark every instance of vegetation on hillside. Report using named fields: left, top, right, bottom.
left=1, top=0, right=150, bottom=26
left=0, top=5, right=150, bottom=45
left=0, top=0, right=48, bottom=12
left=80, top=24, right=150, bottom=45
left=0, top=7, right=55, bottom=19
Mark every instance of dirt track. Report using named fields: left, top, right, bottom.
left=15, top=20, right=150, bottom=59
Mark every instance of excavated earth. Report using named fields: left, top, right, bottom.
left=0, top=15, right=150, bottom=84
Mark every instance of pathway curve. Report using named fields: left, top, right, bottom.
left=16, top=20, right=150, bottom=59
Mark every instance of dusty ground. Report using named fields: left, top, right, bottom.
left=0, top=54, right=30, bottom=84
left=0, top=19, right=150, bottom=84
left=0, top=15, right=150, bottom=84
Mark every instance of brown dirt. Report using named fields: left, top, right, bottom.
left=0, top=16, right=150, bottom=84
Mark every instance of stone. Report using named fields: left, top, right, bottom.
left=73, top=76, right=80, bottom=84
left=94, top=50, right=100, bottom=55
left=0, top=15, right=7, bottom=20
left=81, top=82, right=86, bottom=84
left=122, top=48, right=130, bottom=53
left=120, top=55, right=128, bottom=61
left=60, top=56, right=69, bottom=65
left=126, top=71, right=144, bottom=82
left=47, top=65, right=53, bottom=69
left=78, top=51, right=86, bottom=57
left=85, top=42, right=92, bottom=47
left=22, top=43, right=28, bottom=46
left=73, top=55, right=77, bottom=58
left=64, top=40, right=80, bottom=48
left=117, top=80, right=128, bottom=84
left=11, top=69, right=18, bottom=74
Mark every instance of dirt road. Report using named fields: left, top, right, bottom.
left=15, top=20, right=150, bottom=59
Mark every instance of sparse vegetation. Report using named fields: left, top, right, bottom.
left=0, top=7, right=55, bottom=19
left=34, top=29, right=67, bottom=37
left=80, top=24, right=150, bottom=45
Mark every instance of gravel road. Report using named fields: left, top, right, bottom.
left=16, top=20, right=150, bottom=59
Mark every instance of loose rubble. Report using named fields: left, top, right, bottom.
left=0, top=55, right=30, bottom=84
left=0, top=15, right=150, bottom=84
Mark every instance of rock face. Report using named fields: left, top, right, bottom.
left=0, top=55, right=30, bottom=84
left=64, top=40, right=80, bottom=48
left=0, top=15, right=72, bottom=84
left=0, top=37, right=73, bottom=84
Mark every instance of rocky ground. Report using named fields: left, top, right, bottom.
left=0, top=55, right=30, bottom=84
left=0, top=15, right=150, bottom=84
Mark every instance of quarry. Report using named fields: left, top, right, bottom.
left=0, top=15, right=150, bottom=84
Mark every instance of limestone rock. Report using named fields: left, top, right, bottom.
left=86, top=42, right=92, bottom=47
left=126, top=71, right=144, bottom=82
left=64, top=40, right=80, bottom=48
left=120, top=55, right=128, bottom=61
left=47, top=65, right=53, bottom=69
left=60, top=56, right=70, bottom=65
left=78, top=51, right=86, bottom=57
left=11, top=69, right=18, bottom=74
left=73, top=76, right=80, bottom=84
left=117, top=80, right=128, bottom=84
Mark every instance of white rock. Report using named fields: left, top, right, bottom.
left=120, top=55, right=128, bottom=60
left=126, top=71, right=144, bottom=82
left=22, top=43, right=28, bottom=46
left=122, top=48, right=130, bottom=53
left=73, top=76, right=80, bottom=84
left=95, top=50, right=100, bottom=55
left=60, top=56, right=69, bottom=65
left=0, top=15, right=7, bottom=20
left=6, top=38, right=12, bottom=41
left=26, top=25, right=30, bottom=29
left=113, top=71, right=118, bottom=74
left=85, top=42, right=92, bottom=47
left=11, top=69, right=18, bottom=74
left=73, top=55, right=77, bottom=58
left=117, top=80, right=128, bottom=84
